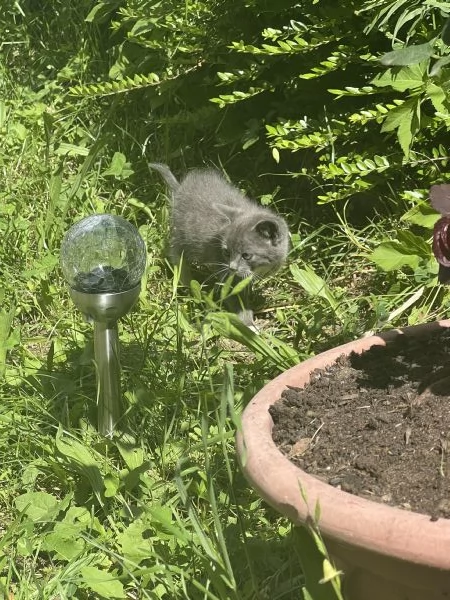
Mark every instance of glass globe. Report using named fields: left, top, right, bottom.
left=60, top=214, right=146, bottom=293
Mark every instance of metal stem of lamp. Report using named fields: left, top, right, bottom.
left=69, top=286, right=141, bottom=436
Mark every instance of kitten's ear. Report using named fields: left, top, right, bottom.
left=254, top=219, right=281, bottom=244
left=216, top=204, right=240, bottom=221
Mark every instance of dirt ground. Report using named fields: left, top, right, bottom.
left=270, top=327, right=450, bottom=520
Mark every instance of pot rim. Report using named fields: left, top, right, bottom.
left=237, top=319, right=450, bottom=570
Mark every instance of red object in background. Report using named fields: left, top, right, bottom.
left=430, top=185, right=450, bottom=283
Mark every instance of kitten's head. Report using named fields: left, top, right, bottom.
left=221, top=215, right=289, bottom=278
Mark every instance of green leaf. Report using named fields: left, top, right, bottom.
left=320, top=558, right=343, bottom=584
left=372, top=64, right=425, bottom=91
left=228, top=276, right=252, bottom=296
left=14, top=492, right=60, bottom=522
left=290, top=264, right=339, bottom=312
left=426, top=82, right=447, bottom=113
left=293, top=527, right=344, bottom=600
left=55, top=428, right=105, bottom=496
left=219, top=274, right=236, bottom=299
left=80, top=566, right=126, bottom=599
left=0, top=307, right=17, bottom=378
left=397, top=230, right=431, bottom=257
left=148, top=504, right=192, bottom=542
left=103, top=151, right=134, bottom=179
left=116, top=441, right=144, bottom=471
left=430, top=55, right=450, bottom=77
left=401, top=203, right=440, bottom=228
left=54, top=142, right=90, bottom=156
left=189, top=279, right=203, bottom=300
left=85, top=0, right=121, bottom=23
left=381, top=98, right=420, bottom=156
left=104, top=473, right=120, bottom=498
left=43, top=523, right=85, bottom=560
left=368, top=231, right=431, bottom=271
left=117, top=520, right=153, bottom=565
left=103, top=151, right=126, bottom=175
left=205, top=312, right=299, bottom=371
left=17, top=534, right=34, bottom=557
left=380, top=43, right=433, bottom=66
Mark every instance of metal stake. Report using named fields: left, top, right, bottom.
left=94, top=320, right=122, bottom=437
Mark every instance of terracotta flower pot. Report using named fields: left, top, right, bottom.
left=236, top=320, right=450, bottom=600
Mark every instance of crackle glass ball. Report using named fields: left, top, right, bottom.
left=60, top=214, right=146, bottom=293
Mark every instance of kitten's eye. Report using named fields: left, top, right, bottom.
left=242, top=252, right=253, bottom=261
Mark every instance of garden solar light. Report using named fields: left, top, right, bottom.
left=60, top=214, right=146, bottom=437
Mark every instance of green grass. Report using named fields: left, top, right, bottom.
left=0, top=3, right=445, bottom=599
left=0, top=86, right=437, bottom=596
left=0, top=115, right=375, bottom=600
left=0, top=71, right=348, bottom=598
left=0, top=85, right=431, bottom=600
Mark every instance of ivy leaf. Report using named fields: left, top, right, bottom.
left=380, top=43, right=433, bottom=66
left=381, top=98, right=420, bottom=157
left=80, top=566, right=126, bottom=599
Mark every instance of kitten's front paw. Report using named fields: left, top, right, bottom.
left=238, top=309, right=259, bottom=334
left=246, top=322, right=260, bottom=334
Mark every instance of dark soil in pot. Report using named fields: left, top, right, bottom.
left=270, top=327, right=450, bottom=520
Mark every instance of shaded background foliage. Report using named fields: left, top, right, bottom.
left=3, top=0, right=450, bottom=342
left=7, top=0, right=448, bottom=220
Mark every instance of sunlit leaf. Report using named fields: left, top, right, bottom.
left=380, top=43, right=433, bottom=66
left=372, top=64, right=425, bottom=91
left=80, top=566, right=126, bottom=598
left=15, top=492, right=60, bottom=522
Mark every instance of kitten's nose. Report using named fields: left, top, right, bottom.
left=229, top=260, right=239, bottom=272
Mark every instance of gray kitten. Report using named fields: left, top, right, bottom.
left=149, top=163, right=289, bottom=329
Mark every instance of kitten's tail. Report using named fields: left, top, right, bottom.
left=148, top=162, right=180, bottom=191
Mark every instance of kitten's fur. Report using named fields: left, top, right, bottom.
left=149, top=163, right=289, bottom=328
